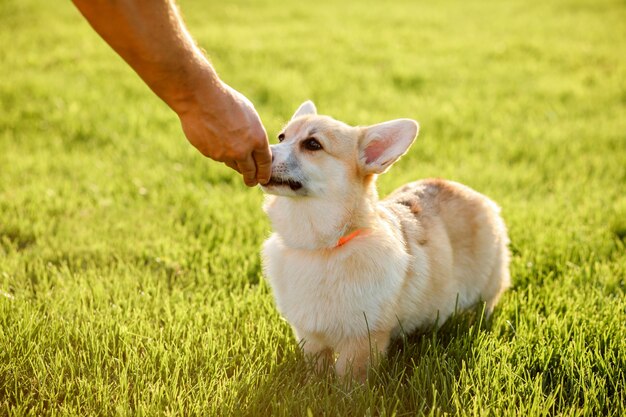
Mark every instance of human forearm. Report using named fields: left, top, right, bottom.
left=72, top=0, right=216, bottom=114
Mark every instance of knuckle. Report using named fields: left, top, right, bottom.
left=256, top=157, right=272, bottom=168
left=253, top=135, right=269, bottom=149
left=227, top=146, right=249, bottom=162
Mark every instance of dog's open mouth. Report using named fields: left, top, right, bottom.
left=267, top=177, right=303, bottom=191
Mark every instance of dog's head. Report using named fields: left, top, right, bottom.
left=260, top=100, right=419, bottom=198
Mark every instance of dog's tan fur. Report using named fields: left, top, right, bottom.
left=261, top=101, right=510, bottom=380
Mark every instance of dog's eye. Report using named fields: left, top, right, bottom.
left=303, top=138, right=322, bottom=151
left=278, top=133, right=285, bottom=142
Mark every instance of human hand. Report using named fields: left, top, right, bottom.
left=177, top=81, right=272, bottom=187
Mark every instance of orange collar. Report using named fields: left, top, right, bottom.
left=335, top=229, right=367, bottom=248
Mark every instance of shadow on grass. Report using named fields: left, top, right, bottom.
left=0, top=223, right=37, bottom=251
left=232, top=304, right=493, bottom=416
left=370, top=305, right=492, bottom=414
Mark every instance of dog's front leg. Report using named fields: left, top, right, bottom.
left=335, top=330, right=390, bottom=382
left=299, top=334, right=334, bottom=372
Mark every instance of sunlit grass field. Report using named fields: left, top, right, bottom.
left=1, top=0, right=625, bottom=415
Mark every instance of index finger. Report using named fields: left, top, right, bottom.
left=254, top=147, right=272, bottom=185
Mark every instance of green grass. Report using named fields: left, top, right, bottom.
left=1, top=0, right=625, bottom=415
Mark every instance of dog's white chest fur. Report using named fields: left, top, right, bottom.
left=262, top=230, right=410, bottom=346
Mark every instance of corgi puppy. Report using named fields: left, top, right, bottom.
left=261, top=101, right=510, bottom=380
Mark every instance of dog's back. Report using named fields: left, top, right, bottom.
left=384, top=178, right=511, bottom=331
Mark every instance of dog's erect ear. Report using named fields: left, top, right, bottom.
left=358, top=119, right=419, bottom=175
left=291, top=100, right=317, bottom=120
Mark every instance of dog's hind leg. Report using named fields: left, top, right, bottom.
left=483, top=246, right=511, bottom=320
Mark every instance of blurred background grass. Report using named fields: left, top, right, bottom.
left=1, top=0, right=625, bottom=415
